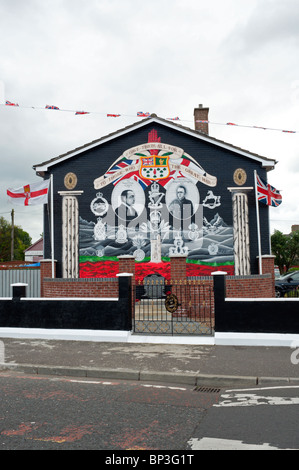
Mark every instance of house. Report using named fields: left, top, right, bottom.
left=33, top=105, right=276, bottom=281
left=24, top=238, right=43, bottom=262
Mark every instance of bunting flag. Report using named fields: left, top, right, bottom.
left=255, top=173, right=282, bottom=207
left=0, top=99, right=298, bottom=134
left=7, top=180, right=50, bottom=206
left=195, top=120, right=297, bottom=134
left=137, top=112, right=150, bottom=117
left=5, top=100, right=19, bottom=106
left=45, top=105, right=59, bottom=110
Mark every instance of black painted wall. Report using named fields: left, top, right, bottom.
left=2, top=275, right=299, bottom=335
left=214, top=274, right=299, bottom=334
left=0, top=276, right=132, bottom=331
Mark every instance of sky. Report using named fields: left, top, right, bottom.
left=0, top=0, right=299, bottom=245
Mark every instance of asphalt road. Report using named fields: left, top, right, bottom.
left=0, top=371, right=217, bottom=451
left=0, top=371, right=298, bottom=451
left=188, top=384, right=299, bottom=450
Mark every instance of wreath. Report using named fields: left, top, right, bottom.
left=165, top=292, right=178, bottom=313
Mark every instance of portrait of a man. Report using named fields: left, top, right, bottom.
left=115, top=189, right=138, bottom=222
left=168, top=185, right=194, bottom=219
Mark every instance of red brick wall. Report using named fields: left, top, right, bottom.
left=170, top=256, right=187, bottom=281
left=260, top=255, right=275, bottom=297
left=42, top=274, right=273, bottom=299
left=40, top=257, right=274, bottom=299
left=118, top=256, right=135, bottom=282
left=40, top=260, right=56, bottom=297
left=226, top=274, right=273, bottom=298
left=42, top=278, right=118, bottom=298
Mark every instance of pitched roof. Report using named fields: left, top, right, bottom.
left=24, top=237, right=43, bottom=253
left=33, top=114, right=277, bottom=174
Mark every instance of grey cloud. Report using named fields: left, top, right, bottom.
left=224, top=0, right=299, bottom=55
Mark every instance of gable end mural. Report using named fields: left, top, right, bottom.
left=79, top=129, right=235, bottom=279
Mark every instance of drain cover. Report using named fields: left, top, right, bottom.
left=194, top=386, right=221, bottom=393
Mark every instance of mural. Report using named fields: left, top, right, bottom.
left=79, top=130, right=234, bottom=279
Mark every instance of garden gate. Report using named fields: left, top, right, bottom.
left=133, top=275, right=214, bottom=335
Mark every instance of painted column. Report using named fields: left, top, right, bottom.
left=58, top=191, right=83, bottom=278
left=228, top=187, right=253, bottom=276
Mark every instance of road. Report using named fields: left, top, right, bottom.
left=0, top=371, right=298, bottom=451
left=0, top=371, right=215, bottom=451
left=188, top=384, right=299, bottom=450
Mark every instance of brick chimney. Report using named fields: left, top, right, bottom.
left=194, top=104, right=209, bottom=134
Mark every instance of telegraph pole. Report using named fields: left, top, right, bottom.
left=11, top=209, right=14, bottom=261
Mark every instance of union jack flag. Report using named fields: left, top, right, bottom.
left=45, top=105, right=59, bottom=110
left=75, top=111, right=89, bottom=115
left=137, top=111, right=150, bottom=117
left=5, top=100, right=19, bottom=106
left=256, top=173, right=282, bottom=207
left=141, top=157, right=154, bottom=166
left=105, top=158, right=150, bottom=190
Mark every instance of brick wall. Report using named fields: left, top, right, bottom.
left=226, top=274, right=273, bottom=298
left=260, top=255, right=275, bottom=297
left=40, top=257, right=275, bottom=299
left=43, top=278, right=118, bottom=298
left=40, top=260, right=56, bottom=297
left=170, top=256, right=187, bottom=281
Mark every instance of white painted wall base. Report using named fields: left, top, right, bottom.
left=0, top=327, right=299, bottom=347
left=214, top=332, right=299, bottom=347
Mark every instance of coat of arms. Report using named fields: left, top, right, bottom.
left=139, top=155, right=170, bottom=180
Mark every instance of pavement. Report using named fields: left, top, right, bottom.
left=1, top=331, right=299, bottom=387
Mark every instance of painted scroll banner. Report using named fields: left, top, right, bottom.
left=94, top=162, right=140, bottom=189
left=169, top=161, right=217, bottom=187
left=94, top=143, right=217, bottom=189
left=122, top=143, right=184, bottom=159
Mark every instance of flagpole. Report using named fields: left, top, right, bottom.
left=50, top=174, right=54, bottom=278
left=254, top=170, right=262, bottom=274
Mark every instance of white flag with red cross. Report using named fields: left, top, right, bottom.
left=7, top=180, right=50, bottom=206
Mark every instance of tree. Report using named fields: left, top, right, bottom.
left=0, top=216, right=32, bottom=261
left=271, top=229, right=299, bottom=274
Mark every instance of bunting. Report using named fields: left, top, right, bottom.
left=195, top=120, right=297, bottom=134
left=45, top=105, right=60, bottom=110
left=5, top=100, right=19, bottom=107
left=1, top=99, right=298, bottom=134
left=137, top=112, right=150, bottom=117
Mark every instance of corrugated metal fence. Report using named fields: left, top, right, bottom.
left=0, top=269, right=40, bottom=297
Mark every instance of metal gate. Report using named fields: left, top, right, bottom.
left=133, top=275, right=214, bottom=335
